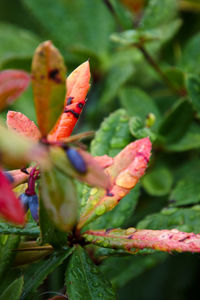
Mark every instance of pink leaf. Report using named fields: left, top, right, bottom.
left=0, top=70, right=30, bottom=110
left=7, top=111, right=41, bottom=141
left=77, top=138, right=152, bottom=230
left=83, top=228, right=200, bottom=253
left=9, top=168, right=31, bottom=188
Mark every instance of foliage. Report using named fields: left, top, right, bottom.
left=1, top=0, right=200, bottom=299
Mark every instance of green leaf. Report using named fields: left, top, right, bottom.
left=166, top=122, right=200, bottom=152
left=119, top=87, right=161, bottom=130
left=0, top=276, right=23, bottom=300
left=65, top=246, right=116, bottom=300
left=159, top=98, right=194, bottom=144
left=0, top=22, right=40, bottom=68
left=142, top=162, right=173, bottom=196
left=79, top=109, right=131, bottom=218
left=32, top=40, right=66, bottom=136
left=21, top=0, right=115, bottom=57
left=0, top=222, right=39, bottom=237
left=137, top=206, right=200, bottom=233
left=39, top=196, right=68, bottom=248
left=111, top=20, right=181, bottom=47
left=41, top=166, right=78, bottom=232
left=90, top=109, right=131, bottom=157
left=186, top=74, right=200, bottom=118
left=129, top=116, right=157, bottom=142
left=108, top=0, right=133, bottom=29
left=165, top=67, right=186, bottom=93
left=0, top=235, right=20, bottom=281
left=111, top=29, right=159, bottom=46
left=140, top=0, right=178, bottom=29
left=99, top=63, right=134, bottom=108
left=87, top=185, right=140, bottom=230
left=21, top=248, right=73, bottom=300
left=100, top=253, right=166, bottom=288
left=179, top=32, right=200, bottom=73
left=169, top=160, right=200, bottom=206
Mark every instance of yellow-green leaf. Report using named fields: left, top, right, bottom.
left=32, top=40, right=66, bottom=136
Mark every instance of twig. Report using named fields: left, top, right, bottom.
left=180, top=0, right=200, bottom=13
left=137, top=44, right=184, bottom=96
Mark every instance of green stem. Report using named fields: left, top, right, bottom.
left=137, top=44, right=184, bottom=96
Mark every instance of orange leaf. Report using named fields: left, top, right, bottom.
left=7, top=111, right=41, bottom=141
left=0, top=168, right=25, bottom=224
left=48, top=61, right=90, bottom=141
left=0, top=70, right=30, bottom=110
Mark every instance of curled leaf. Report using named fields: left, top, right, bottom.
left=32, top=40, right=66, bottom=136
left=0, top=169, right=25, bottom=224
left=9, top=168, right=31, bottom=188
left=7, top=111, right=41, bottom=141
left=83, top=228, right=200, bottom=254
left=77, top=138, right=151, bottom=230
left=48, top=60, right=90, bottom=141
left=0, top=70, right=30, bottom=111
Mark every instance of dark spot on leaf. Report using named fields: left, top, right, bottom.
left=128, top=234, right=134, bottom=239
left=106, top=189, right=114, bottom=197
left=136, top=152, right=149, bottom=163
left=64, top=109, right=79, bottom=119
left=77, top=102, right=84, bottom=108
left=66, top=97, right=74, bottom=105
left=38, top=51, right=44, bottom=57
left=48, top=68, right=61, bottom=83
left=105, top=228, right=113, bottom=234
left=169, top=199, right=176, bottom=204
left=179, top=236, right=190, bottom=242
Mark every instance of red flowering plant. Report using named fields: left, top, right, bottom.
left=1, top=41, right=200, bottom=299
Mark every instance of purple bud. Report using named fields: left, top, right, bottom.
left=19, top=193, right=29, bottom=212
left=28, top=194, right=39, bottom=222
left=65, top=148, right=87, bottom=174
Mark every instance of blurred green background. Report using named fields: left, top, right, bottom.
left=1, top=0, right=200, bottom=299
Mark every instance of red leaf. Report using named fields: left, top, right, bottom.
left=0, top=169, right=25, bottom=224
left=0, top=70, right=30, bottom=110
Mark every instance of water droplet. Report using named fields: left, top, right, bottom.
left=91, top=267, right=98, bottom=274
left=126, top=228, right=136, bottom=235
left=90, top=188, right=98, bottom=196
left=171, top=229, right=179, bottom=233
left=95, top=205, right=106, bottom=216
left=192, top=205, right=200, bottom=211
left=102, top=240, right=110, bottom=248
left=102, top=124, right=110, bottom=132
left=161, top=207, right=178, bottom=215
left=85, top=235, right=93, bottom=242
